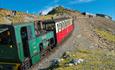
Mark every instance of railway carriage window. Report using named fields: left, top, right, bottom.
left=34, top=21, right=39, bottom=36
left=61, top=22, right=64, bottom=30
left=68, top=20, right=69, bottom=25
left=69, top=19, right=71, bottom=24
left=34, top=21, right=40, bottom=36
left=58, top=23, right=61, bottom=31
left=57, top=24, right=59, bottom=32
left=0, top=29, right=12, bottom=45
left=66, top=20, right=68, bottom=26
left=60, top=22, right=62, bottom=30
left=62, top=21, right=64, bottom=29
left=64, top=21, right=67, bottom=28
left=35, top=21, right=44, bottom=31
left=69, top=19, right=71, bottom=25
left=45, top=23, right=55, bottom=30
left=42, top=23, right=46, bottom=30
left=38, top=21, right=46, bottom=31
left=34, top=21, right=46, bottom=36
left=37, top=21, right=41, bottom=30
left=65, top=20, right=67, bottom=27
left=67, top=20, right=70, bottom=26
left=64, top=21, right=66, bottom=27
left=63, top=21, right=66, bottom=29
left=70, top=19, right=72, bottom=24
left=57, top=23, right=60, bottom=32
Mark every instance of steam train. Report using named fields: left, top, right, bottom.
left=0, top=17, right=74, bottom=70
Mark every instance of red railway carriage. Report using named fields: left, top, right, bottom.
left=39, top=17, right=74, bottom=44
left=55, top=18, right=74, bottom=44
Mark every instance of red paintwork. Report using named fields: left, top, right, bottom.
left=56, top=24, right=74, bottom=44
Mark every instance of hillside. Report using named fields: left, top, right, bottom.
left=0, top=8, right=35, bottom=24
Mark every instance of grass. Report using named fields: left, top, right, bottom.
left=0, top=9, right=34, bottom=24
left=49, top=48, right=115, bottom=70
left=0, top=15, right=5, bottom=24
left=11, top=15, right=25, bottom=23
left=95, top=28, right=115, bottom=42
left=38, top=15, right=56, bottom=20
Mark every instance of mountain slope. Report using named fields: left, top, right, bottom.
left=0, top=8, right=35, bottom=24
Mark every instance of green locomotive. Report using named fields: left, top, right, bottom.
left=0, top=21, right=55, bottom=70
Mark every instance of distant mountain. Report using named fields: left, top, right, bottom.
left=48, top=6, right=81, bottom=16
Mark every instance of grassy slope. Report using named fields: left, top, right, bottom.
left=51, top=48, right=115, bottom=70
left=38, top=15, right=56, bottom=20
left=95, top=29, right=115, bottom=42
left=0, top=8, right=34, bottom=24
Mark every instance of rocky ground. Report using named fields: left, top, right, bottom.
left=29, top=15, right=115, bottom=70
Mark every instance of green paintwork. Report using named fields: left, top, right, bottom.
left=14, top=23, right=36, bottom=62
left=14, top=22, right=54, bottom=64
left=0, top=22, right=55, bottom=67
left=30, top=31, right=54, bottom=64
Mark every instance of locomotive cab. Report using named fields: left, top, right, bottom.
left=0, top=25, right=19, bottom=70
left=0, top=21, right=55, bottom=70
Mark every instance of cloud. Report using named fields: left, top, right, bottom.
left=69, top=0, right=95, bottom=4
left=41, top=5, right=58, bottom=15
left=41, top=7, right=53, bottom=15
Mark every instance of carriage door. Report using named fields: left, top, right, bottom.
left=20, top=27, right=30, bottom=58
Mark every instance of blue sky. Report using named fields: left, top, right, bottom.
left=0, top=0, right=115, bottom=20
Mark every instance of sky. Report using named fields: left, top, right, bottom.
left=0, top=0, right=115, bottom=20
